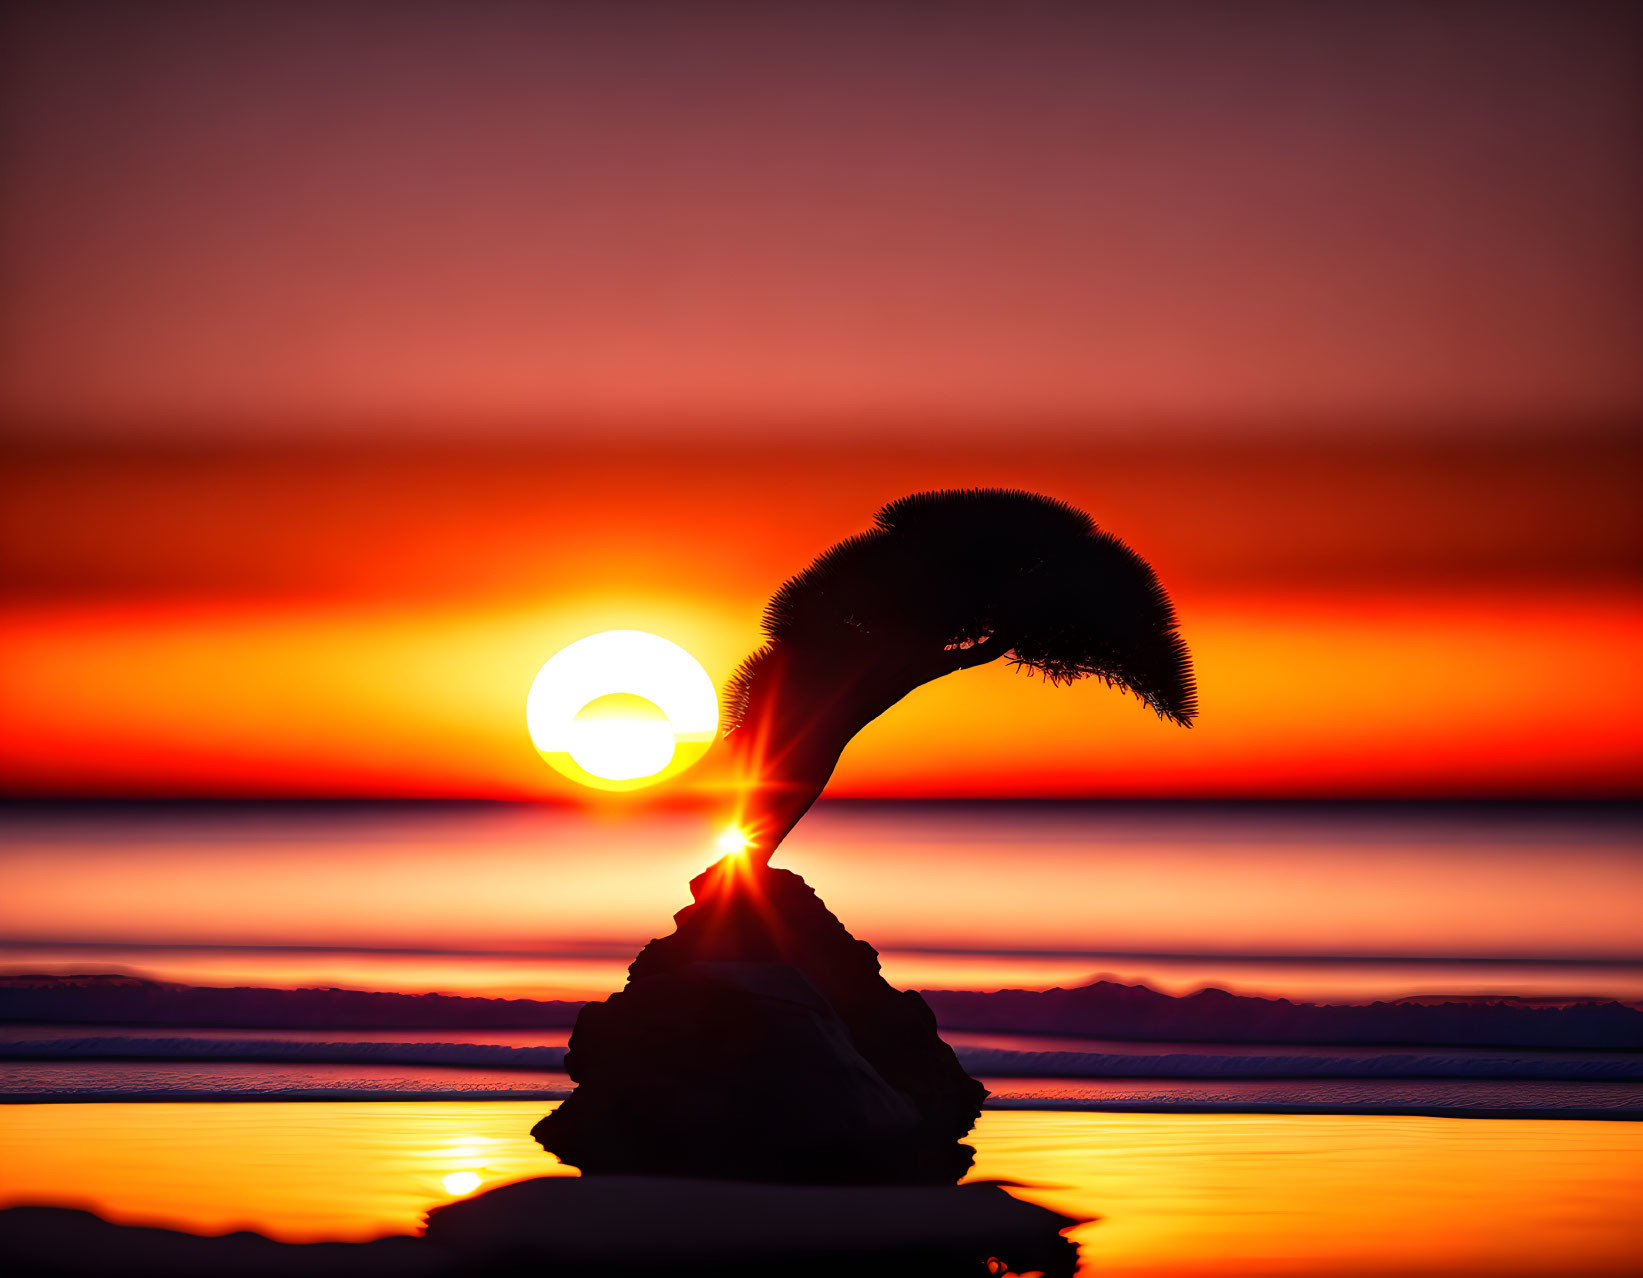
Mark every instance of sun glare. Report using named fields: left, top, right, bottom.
left=441, top=1171, right=482, bottom=1196
left=715, top=826, right=752, bottom=855
left=526, top=630, right=718, bottom=792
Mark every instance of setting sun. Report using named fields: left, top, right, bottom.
left=569, top=693, right=675, bottom=781
left=1, top=5, right=1637, bottom=1275
left=525, top=630, right=718, bottom=792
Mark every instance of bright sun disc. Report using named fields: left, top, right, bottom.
left=442, top=1171, right=482, bottom=1196
left=527, top=630, right=718, bottom=791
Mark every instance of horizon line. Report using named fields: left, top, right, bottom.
left=4, top=795, right=1640, bottom=808
left=4, top=938, right=1639, bottom=970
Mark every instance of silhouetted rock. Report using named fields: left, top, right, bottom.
left=922, top=980, right=1643, bottom=1049
left=534, top=855, right=987, bottom=1184
left=0, top=974, right=584, bottom=1030
left=425, top=1175, right=1080, bottom=1276
left=9, top=970, right=1634, bottom=1052
left=0, top=1182, right=1081, bottom=1278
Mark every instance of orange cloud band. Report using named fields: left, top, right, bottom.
left=2, top=589, right=1637, bottom=798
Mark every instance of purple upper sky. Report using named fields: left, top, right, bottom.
left=3, top=1, right=1639, bottom=438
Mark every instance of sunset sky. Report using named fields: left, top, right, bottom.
left=4, top=15, right=1642, bottom=1267
left=2, top=1, right=1639, bottom=801
left=3, top=437, right=1640, bottom=799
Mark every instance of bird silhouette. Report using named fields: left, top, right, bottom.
left=724, top=489, right=1195, bottom=863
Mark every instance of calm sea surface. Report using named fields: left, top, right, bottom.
left=3, top=801, right=1640, bottom=1113
left=2, top=803, right=1640, bottom=1271
left=1, top=1101, right=1639, bottom=1276
left=4, top=800, right=1639, bottom=1001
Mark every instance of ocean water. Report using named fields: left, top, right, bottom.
left=1, top=1102, right=1640, bottom=1276
left=4, top=800, right=1639, bottom=1001
left=4, top=1060, right=1640, bottom=1120
left=3, top=801, right=1640, bottom=1116
left=2, top=803, right=1640, bottom=1271
left=2, top=1024, right=1640, bottom=1114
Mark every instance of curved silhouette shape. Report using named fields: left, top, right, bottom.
left=725, top=489, right=1195, bottom=862
left=535, top=489, right=1192, bottom=1193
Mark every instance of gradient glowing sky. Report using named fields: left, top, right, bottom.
left=3, top=1, right=1639, bottom=432
left=0, top=1, right=1639, bottom=799
left=3, top=440, right=1638, bottom=798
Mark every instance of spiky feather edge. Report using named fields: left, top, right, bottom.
left=722, top=490, right=1197, bottom=733
left=875, top=487, right=1096, bottom=536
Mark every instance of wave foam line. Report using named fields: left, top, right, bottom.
left=955, top=1046, right=1643, bottom=1081
left=4, top=1038, right=1641, bottom=1081
left=0, top=1038, right=569, bottom=1069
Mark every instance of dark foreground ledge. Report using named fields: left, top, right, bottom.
left=0, top=1178, right=1080, bottom=1277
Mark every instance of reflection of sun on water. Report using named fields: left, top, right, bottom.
left=439, top=1136, right=500, bottom=1162
left=437, top=1133, right=498, bottom=1197
left=1, top=1101, right=1639, bottom=1271
left=0, top=1102, right=576, bottom=1241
